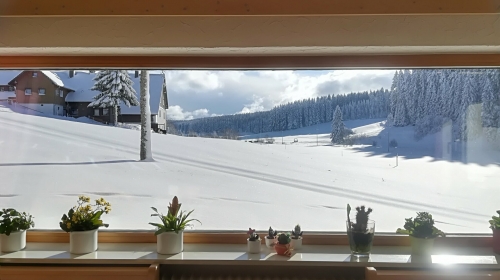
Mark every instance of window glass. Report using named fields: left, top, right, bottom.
left=24, top=88, right=31, bottom=95
left=32, top=72, right=37, bottom=77
left=103, top=108, right=109, bottom=115
left=1, top=69, right=499, bottom=234
left=38, top=88, right=45, bottom=95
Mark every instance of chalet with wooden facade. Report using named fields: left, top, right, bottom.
left=0, top=71, right=17, bottom=102
left=3, top=70, right=169, bottom=132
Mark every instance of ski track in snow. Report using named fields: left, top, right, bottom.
left=0, top=105, right=499, bottom=233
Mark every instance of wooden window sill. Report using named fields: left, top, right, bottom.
left=0, top=242, right=498, bottom=269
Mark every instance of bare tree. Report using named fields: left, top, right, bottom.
left=140, top=70, right=153, bottom=161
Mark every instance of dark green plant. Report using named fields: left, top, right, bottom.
left=489, top=210, right=500, bottom=230
left=150, top=196, right=201, bottom=235
left=267, top=226, right=277, bottom=239
left=0, top=208, right=34, bottom=236
left=291, top=224, right=303, bottom=239
left=277, top=232, right=291, bottom=245
left=347, top=204, right=373, bottom=233
left=247, top=228, right=260, bottom=241
left=396, top=212, right=445, bottom=238
left=60, top=196, right=111, bottom=232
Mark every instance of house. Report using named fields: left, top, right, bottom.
left=6, top=70, right=73, bottom=115
left=4, top=70, right=169, bottom=133
left=0, top=71, right=18, bottom=102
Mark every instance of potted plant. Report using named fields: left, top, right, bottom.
left=150, top=196, right=200, bottom=255
left=396, top=212, right=445, bottom=255
left=60, top=195, right=111, bottom=254
left=290, top=224, right=303, bottom=250
left=346, top=204, right=375, bottom=257
left=274, top=232, right=292, bottom=256
left=246, top=228, right=261, bottom=253
left=265, top=226, right=277, bottom=248
left=489, top=210, right=500, bottom=254
left=0, top=208, right=34, bottom=252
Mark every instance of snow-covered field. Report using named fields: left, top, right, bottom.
left=1, top=104, right=499, bottom=234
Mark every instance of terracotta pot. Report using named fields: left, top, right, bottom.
left=274, top=243, right=290, bottom=256
left=493, top=229, right=500, bottom=254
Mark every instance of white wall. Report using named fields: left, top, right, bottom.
left=18, top=103, right=63, bottom=116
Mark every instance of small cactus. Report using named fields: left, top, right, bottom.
left=267, top=226, right=277, bottom=239
left=350, top=205, right=373, bottom=232
left=291, top=224, right=303, bottom=239
left=277, top=232, right=291, bottom=244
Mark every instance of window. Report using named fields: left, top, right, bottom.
left=59, top=89, right=64, bottom=97
left=0, top=87, right=4, bottom=92
left=24, top=88, right=31, bottom=95
left=8, top=86, right=14, bottom=91
left=3, top=68, right=500, bottom=235
left=38, top=88, right=45, bottom=95
left=32, top=72, right=37, bottom=77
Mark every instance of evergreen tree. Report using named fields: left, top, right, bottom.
left=330, top=105, right=345, bottom=144
left=89, top=70, right=139, bottom=125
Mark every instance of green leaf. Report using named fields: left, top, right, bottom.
left=396, top=228, right=410, bottom=235
left=151, top=207, right=158, bottom=213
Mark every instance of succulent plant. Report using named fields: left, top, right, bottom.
left=267, top=226, right=277, bottom=239
left=347, top=204, right=373, bottom=233
left=489, top=210, right=500, bottom=230
left=291, top=224, right=303, bottom=239
left=247, top=228, right=260, bottom=241
left=277, top=232, right=291, bottom=244
left=396, top=212, right=445, bottom=238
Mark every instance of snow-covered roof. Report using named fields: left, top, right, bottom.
left=41, top=71, right=65, bottom=88
left=56, top=71, right=165, bottom=115
left=0, top=70, right=21, bottom=85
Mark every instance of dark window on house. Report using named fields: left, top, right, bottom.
left=39, top=88, right=46, bottom=95
left=94, top=109, right=100, bottom=116
left=32, top=72, right=37, bottom=78
left=9, top=86, right=14, bottom=91
left=24, top=88, right=31, bottom=95
left=103, top=108, right=109, bottom=115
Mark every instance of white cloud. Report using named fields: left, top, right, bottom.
left=165, top=70, right=395, bottom=119
left=167, top=105, right=213, bottom=120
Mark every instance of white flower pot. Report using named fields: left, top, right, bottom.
left=70, top=229, right=98, bottom=254
left=247, top=239, right=261, bottom=253
left=157, top=231, right=183, bottom=255
left=265, top=237, right=276, bottom=248
left=0, top=230, right=26, bottom=252
left=410, top=236, right=435, bottom=255
left=291, top=237, right=302, bottom=250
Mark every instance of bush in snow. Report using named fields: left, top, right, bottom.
left=389, top=139, right=398, bottom=148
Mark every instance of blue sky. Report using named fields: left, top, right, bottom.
left=164, top=70, right=396, bottom=120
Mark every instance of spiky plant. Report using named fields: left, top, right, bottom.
left=291, top=224, right=303, bottom=239
left=150, top=196, right=201, bottom=235
left=267, top=226, right=277, bottom=239
left=347, top=205, right=373, bottom=233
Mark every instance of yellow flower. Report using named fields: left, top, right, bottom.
left=78, top=195, right=90, bottom=203
left=72, top=216, right=77, bottom=222
left=66, top=222, right=71, bottom=229
left=104, top=206, right=111, bottom=214
left=85, top=205, right=92, bottom=212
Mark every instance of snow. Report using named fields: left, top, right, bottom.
left=0, top=108, right=499, bottom=234
left=41, top=71, right=66, bottom=88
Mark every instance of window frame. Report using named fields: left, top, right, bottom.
left=94, top=108, right=100, bottom=116
left=2, top=54, right=499, bottom=245
left=24, top=88, right=31, bottom=95
left=38, top=88, right=45, bottom=95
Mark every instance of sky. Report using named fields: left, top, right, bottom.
left=164, top=70, right=396, bottom=121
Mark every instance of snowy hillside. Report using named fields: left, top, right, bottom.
left=0, top=105, right=499, bottom=234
